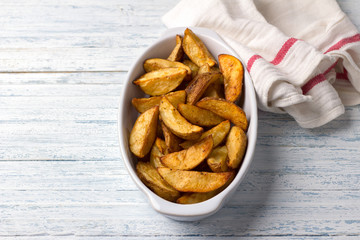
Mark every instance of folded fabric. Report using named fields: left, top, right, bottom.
left=162, top=0, right=360, bottom=128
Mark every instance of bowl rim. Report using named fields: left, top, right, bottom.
left=118, top=27, right=258, bottom=220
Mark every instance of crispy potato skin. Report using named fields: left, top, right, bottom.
left=133, top=68, right=186, bottom=96
left=178, top=103, right=224, bottom=127
left=161, top=122, right=182, bottom=153
left=226, top=126, right=247, bottom=169
left=149, top=138, right=166, bottom=168
left=129, top=106, right=159, bottom=158
left=196, top=97, right=248, bottom=131
left=207, top=146, right=229, bottom=172
left=218, top=54, right=244, bottom=102
left=136, top=162, right=180, bottom=202
left=161, top=135, right=213, bottom=170
left=180, top=120, right=230, bottom=149
left=159, top=96, right=203, bottom=140
left=168, top=35, right=184, bottom=62
left=157, top=167, right=234, bottom=193
left=183, top=28, right=217, bottom=67
left=185, top=72, right=221, bottom=105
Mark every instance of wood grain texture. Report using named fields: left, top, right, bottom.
left=0, top=0, right=359, bottom=239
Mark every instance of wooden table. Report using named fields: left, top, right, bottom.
left=1, top=0, right=359, bottom=238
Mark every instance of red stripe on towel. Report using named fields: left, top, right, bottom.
left=302, top=61, right=338, bottom=94
left=270, top=38, right=298, bottom=65
left=247, top=54, right=262, bottom=72
left=247, top=38, right=298, bottom=72
left=336, top=72, right=349, bottom=81
left=301, top=74, right=327, bottom=95
left=336, top=67, right=349, bottom=81
left=324, top=34, right=360, bottom=54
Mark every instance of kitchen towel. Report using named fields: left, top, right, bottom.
left=162, top=0, right=360, bottom=128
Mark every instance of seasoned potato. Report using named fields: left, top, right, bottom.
left=198, top=63, right=211, bottom=75
left=132, top=96, right=162, bottom=113
left=176, top=191, right=218, bottom=204
left=157, top=167, right=234, bottom=192
left=218, top=54, right=244, bottom=102
left=150, top=138, right=167, bottom=168
left=182, top=59, right=199, bottom=79
left=164, top=90, right=187, bottom=109
left=176, top=172, right=235, bottom=204
left=133, top=68, right=186, bottom=96
left=143, top=58, right=191, bottom=78
left=132, top=90, right=186, bottom=113
left=130, top=31, right=250, bottom=204
left=178, top=103, right=224, bottom=127
left=185, top=72, right=221, bottom=105
left=161, top=122, right=182, bottom=153
left=136, top=162, right=180, bottom=202
left=159, top=96, right=203, bottom=140
left=129, top=106, right=159, bottom=158
left=207, top=146, right=228, bottom=172
left=161, top=135, right=213, bottom=170
left=168, top=35, right=184, bottom=62
left=226, top=126, right=247, bottom=169
left=196, top=97, right=248, bottom=131
left=183, top=28, right=217, bottom=67
left=154, top=137, right=167, bottom=155
left=180, top=120, right=230, bottom=149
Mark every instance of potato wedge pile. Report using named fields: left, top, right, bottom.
left=129, top=28, right=248, bottom=204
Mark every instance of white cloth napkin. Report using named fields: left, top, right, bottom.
left=162, top=0, right=360, bottom=128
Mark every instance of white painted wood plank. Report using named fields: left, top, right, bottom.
left=0, top=206, right=359, bottom=237
left=1, top=238, right=359, bottom=240
left=0, top=72, right=126, bottom=84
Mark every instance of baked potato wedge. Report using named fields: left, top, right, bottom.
left=176, top=172, right=235, bottom=204
left=183, top=28, right=217, bottom=67
left=207, top=146, right=229, bottom=172
left=150, top=138, right=167, bottom=168
left=136, top=162, right=180, bottom=202
left=198, top=63, right=211, bottom=75
left=180, top=120, right=230, bottom=149
left=203, top=76, right=224, bottom=99
left=185, top=72, right=221, bottom=105
left=157, top=167, right=234, bottom=192
left=133, top=68, right=186, bottom=96
left=167, top=35, right=184, bottom=62
left=143, top=58, right=191, bottom=79
left=159, top=96, right=203, bottom=140
left=178, top=103, right=224, bottom=127
left=218, top=54, right=244, bottom=102
left=161, top=122, right=182, bottom=153
left=164, top=90, right=187, bottom=109
left=226, top=126, right=247, bottom=169
left=129, top=106, right=159, bottom=158
left=182, top=59, right=199, bottom=79
left=176, top=191, right=218, bottom=204
left=132, top=90, right=186, bottom=113
left=196, top=97, right=248, bottom=131
left=161, top=135, right=213, bottom=170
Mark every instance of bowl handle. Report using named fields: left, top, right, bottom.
left=160, top=27, right=224, bottom=43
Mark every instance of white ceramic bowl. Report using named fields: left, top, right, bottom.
left=118, top=27, right=258, bottom=221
